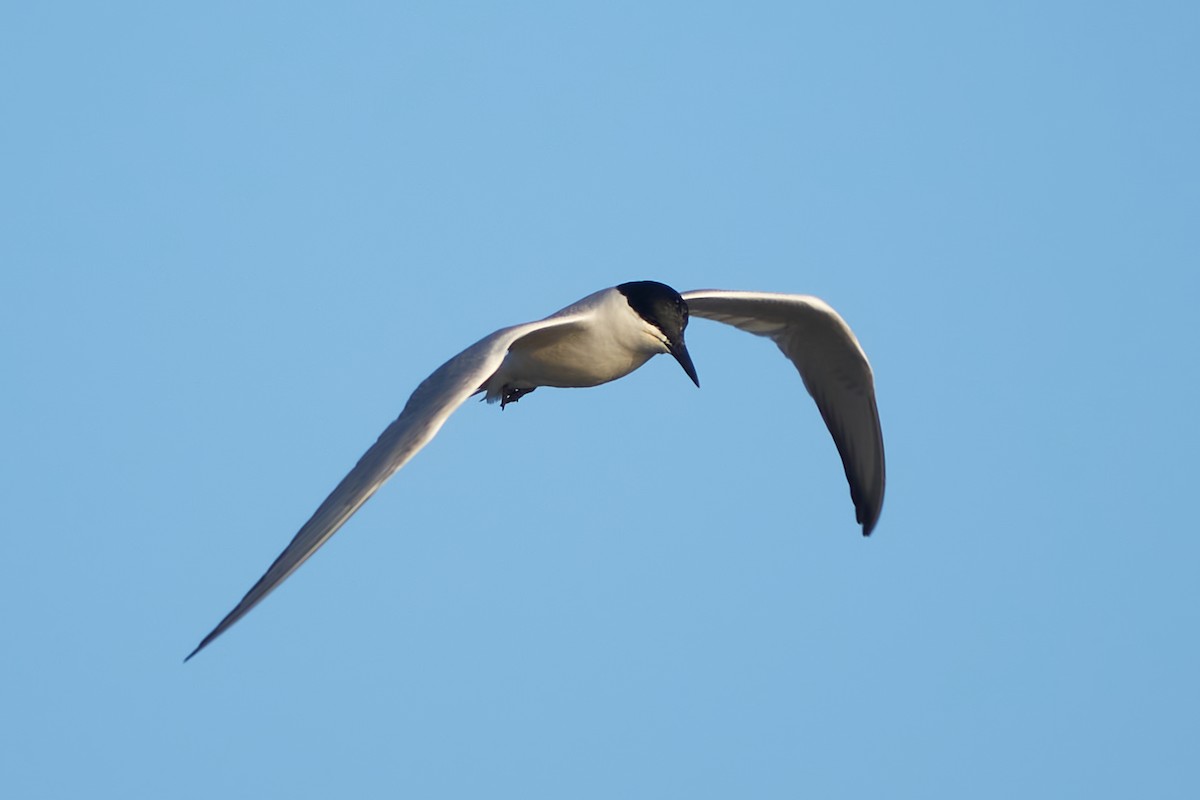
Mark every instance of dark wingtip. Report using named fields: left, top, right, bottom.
left=184, top=641, right=205, bottom=663
left=857, top=504, right=877, bottom=536
left=859, top=504, right=882, bottom=537
left=184, top=628, right=221, bottom=663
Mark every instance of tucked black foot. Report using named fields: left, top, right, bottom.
left=500, top=386, right=536, bottom=409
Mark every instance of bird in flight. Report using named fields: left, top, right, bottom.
left=186, top=281, right=885, bottom=660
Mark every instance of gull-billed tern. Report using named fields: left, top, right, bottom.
left=186, top=281, right=885, bottom=660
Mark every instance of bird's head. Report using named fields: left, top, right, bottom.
left=617, top=280, right=700, bottom=387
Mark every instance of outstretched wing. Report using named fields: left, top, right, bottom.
left=681, top=290, right=885, bottom=536
left=187, top=313, right=589, bottom=660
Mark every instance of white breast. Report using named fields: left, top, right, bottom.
left=485, top=288, right=665, bottom=393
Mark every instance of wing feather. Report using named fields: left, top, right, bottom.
left=681, top=290, right=885, bottom=536
left=186, top=314, right=588, bottom=659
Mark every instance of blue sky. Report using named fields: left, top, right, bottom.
left=3, top=2, right=1197, bottom=797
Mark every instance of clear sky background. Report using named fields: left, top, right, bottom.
left=3, top=2, right=1197, bottom=798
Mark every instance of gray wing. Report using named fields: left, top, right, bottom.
left=681, top=290, right=885, bottom=536
left=186, top=314, right=589, bottom=660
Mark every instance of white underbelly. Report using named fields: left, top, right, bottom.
left=500, top=335, right=654, bottom=388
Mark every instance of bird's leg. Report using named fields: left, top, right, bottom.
left=500, top=386, right=536, bottom=409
